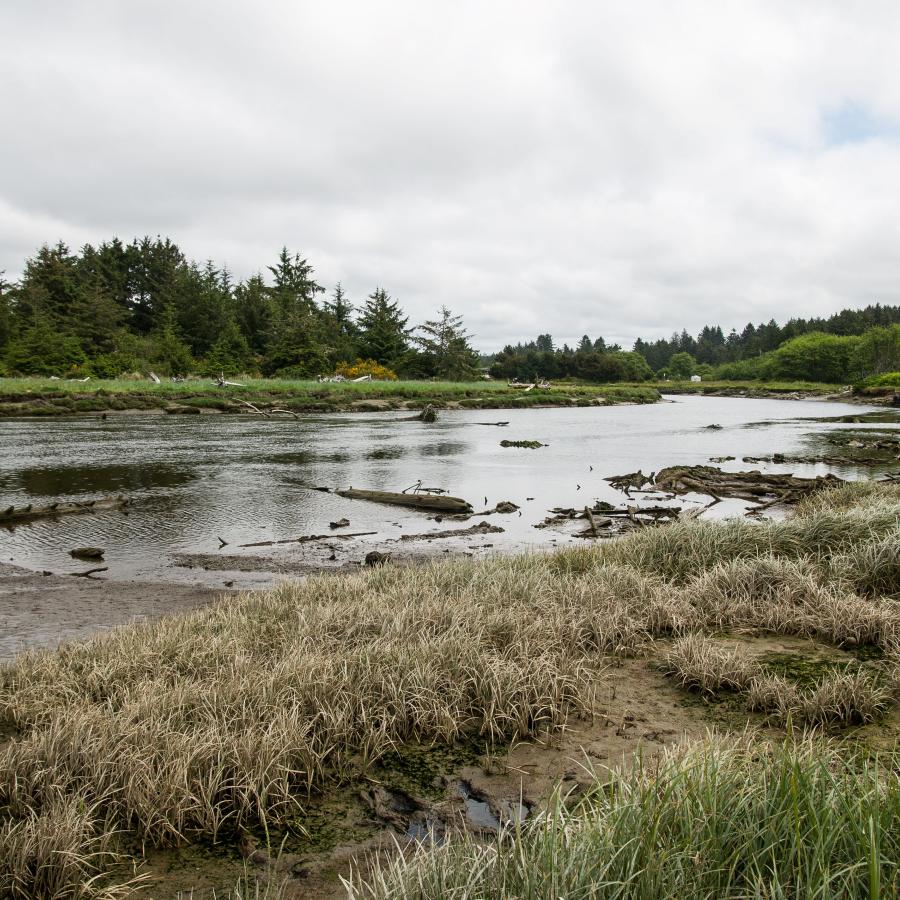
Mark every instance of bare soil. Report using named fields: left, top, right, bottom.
left=0, top=563, right=231, bottom=662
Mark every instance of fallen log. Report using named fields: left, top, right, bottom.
left=336, top=488, right=473, bottom=513
left=239, top=530, right=377, bottom=548
left=1, top=495, right=131, bottom=524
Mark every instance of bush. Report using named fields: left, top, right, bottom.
left=336, top=358, right=399, bottom=380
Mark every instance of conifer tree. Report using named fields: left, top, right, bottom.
left=413, top=306, right=479, bottom=380
left=356, top=288, right=409, bottom=368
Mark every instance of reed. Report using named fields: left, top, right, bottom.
left=347, top=738, right=900, bottom=899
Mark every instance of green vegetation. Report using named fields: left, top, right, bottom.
left=0, top=241, right=482, bottom=382
left=350, top=738, right=900, bottom=899
left=491, top=315, right=900, bottom=388
left=0, top=377, right=660, bottom=417
left=0, top=482, right=898, bottom=896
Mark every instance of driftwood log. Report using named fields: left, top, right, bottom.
left=652, top=465, right=844, bottom=504
left=336, top=488, right=473, bottom=513
left=1, top=496, right=131, bottom=524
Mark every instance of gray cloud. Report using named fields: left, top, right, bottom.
left=3, top=0, right=900, bottom=350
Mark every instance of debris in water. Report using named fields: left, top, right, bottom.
left=69, top=547, right=104, bottom=561
left=500, top=439, right=546, bottom=449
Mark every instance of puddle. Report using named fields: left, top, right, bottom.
left=405, top=816, right=447, bottom=845
left=454, top=781, right=529, bottom=832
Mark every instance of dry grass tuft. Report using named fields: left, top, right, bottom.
left=659, top=636, right=758, bottom=695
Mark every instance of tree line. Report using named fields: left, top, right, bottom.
left=0, top=239, right=481, bottom=380
left=489, top=306, right=900, bottom=384
left=1, top=237, right=899, bottom=384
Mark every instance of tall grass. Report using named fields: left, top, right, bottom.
left=347, top=738, right=900, bottom=899
left=0, top=483, right=898, bottom=894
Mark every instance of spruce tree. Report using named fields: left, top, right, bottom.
left=413, top=306, right=479, bottom=380
left=356, top=288, right=410, bottom=368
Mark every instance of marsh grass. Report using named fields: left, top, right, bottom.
left=661, top=637, right=892, bottom=727
left=1, top=483, right=899, bottom=895
left=0, top=377, right=659, bottom=417
left=347, top=738, right=900, bottom=899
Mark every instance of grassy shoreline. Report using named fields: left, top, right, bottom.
left=1, top=481, right=898, bottom=897
left=0, top=376, right=887, bottom=419
left=0, top=378, right=661, bottom=417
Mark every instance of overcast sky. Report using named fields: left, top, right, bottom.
left=2, top=2, right=900, bottom=351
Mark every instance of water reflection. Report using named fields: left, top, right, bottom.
left=17, top=464, right=195, bottom=496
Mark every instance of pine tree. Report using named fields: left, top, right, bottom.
left=413, top=306, right=479, bottom=380
left=356, top=288, right=410, bottom=368
left=151, top=306, right=194, bottom=375
left=203, top=319, right=254, bottom=376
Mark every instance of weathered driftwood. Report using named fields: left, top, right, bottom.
left=398, top=521, right=504, bottom=542
left=605, top=470, right=654, bottom=493
left=336, top=488, right=473, bottom=513
left=1, top=496, right=131, bottom=524
left=652, top=465, right=844, bottom=504
left=68, top=566, right=108, bottom=578
left=239, top=530, right=377, bottom=548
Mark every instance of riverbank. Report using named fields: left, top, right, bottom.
left=1, top=481, right=898, bottom=897
left=654, top=378, right=899, bottom=405
left=0, top=378, right=660, bottom=418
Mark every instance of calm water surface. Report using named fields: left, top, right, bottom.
left=0, top=395, right=895, bottom=586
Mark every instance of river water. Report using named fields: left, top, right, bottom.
left=0, top=395, right=896, bottom=588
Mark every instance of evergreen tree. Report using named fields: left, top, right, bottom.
left=356, top=288, right=409, bottom=368
left=0, top=272, right=12, bottom=356
left=267, top=247, right=324, bottom=318
left=203, top=319, right=254, bottom=376
left=3, top=315, right=88, bottom=376
left=413, top=306, right=480, bottom=380
left=321, top=282, right=358, bottom=364
left=233, top=274, right=275, bottom=355
left=151, top=306, right=194, bottom=375
left=68, top=270, right=127, bottom=355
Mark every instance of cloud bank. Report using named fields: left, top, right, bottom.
left=2, top=1, right=900, bottom=350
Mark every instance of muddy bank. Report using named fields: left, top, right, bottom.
left=0, top=563, right=231, bottom=662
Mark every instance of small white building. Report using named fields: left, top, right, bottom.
left=690, top=374, right=702, bottom=383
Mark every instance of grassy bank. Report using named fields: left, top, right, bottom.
left=0, top=481, right=898, bottom=896
left=0, top=377, right=659, bottom=417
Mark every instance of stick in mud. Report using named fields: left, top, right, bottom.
left=68, top=567, right=109, bottom=578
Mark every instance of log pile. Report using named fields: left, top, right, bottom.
left=652, top=465, right=845, bottom=505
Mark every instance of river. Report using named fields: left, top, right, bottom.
left=1, top=394, right=896, bottom=591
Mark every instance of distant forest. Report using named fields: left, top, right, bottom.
left=491, top=304, right=900, bottom=384
left=1, top=237, right=899, bottom=384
